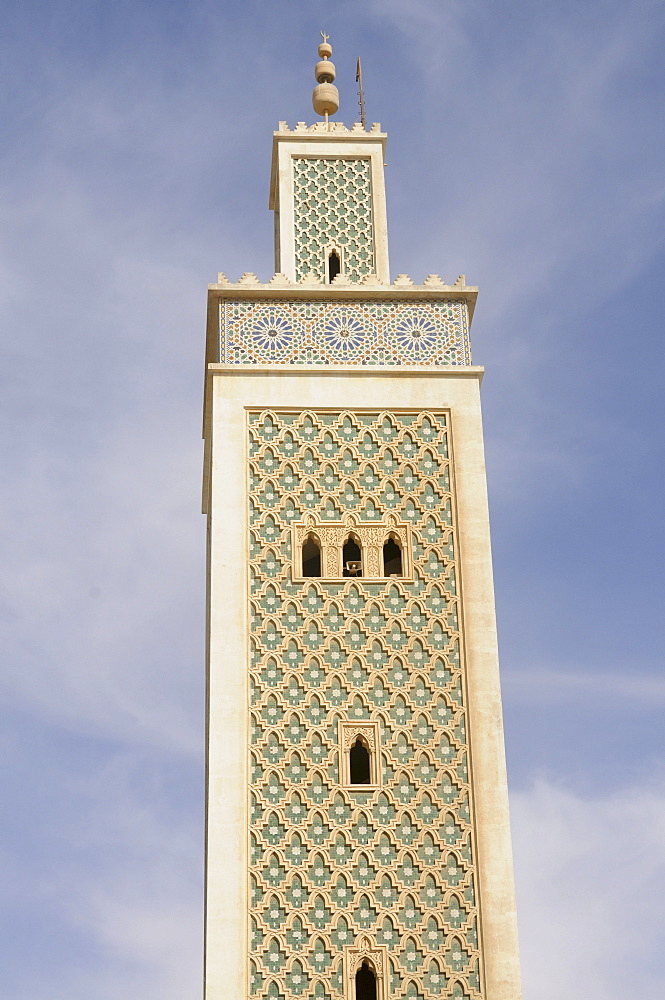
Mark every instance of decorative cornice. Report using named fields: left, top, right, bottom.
left=211, top=272, right=476, bottom=299
left=205, top=277, right=478, bottom=372
left=276, top=120, right=384, bottom=135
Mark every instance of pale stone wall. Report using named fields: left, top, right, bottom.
left=204, top=367, right=522, bottom=1000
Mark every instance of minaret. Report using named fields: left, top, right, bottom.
left=203, top=38, right=522, bottom=1000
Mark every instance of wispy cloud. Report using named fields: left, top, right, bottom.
left=0, top=740, right=202, bottom=1000
left=503, top=667, right=665, bottom=705
left=512, top=777, right=665, bottom=999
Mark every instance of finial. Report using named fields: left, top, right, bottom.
left=312, top=32, right=339, bottom=123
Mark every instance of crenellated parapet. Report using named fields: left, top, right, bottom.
left=212, top=272, right=472, bottom=291
left=276, top=120, right=384, bottom=134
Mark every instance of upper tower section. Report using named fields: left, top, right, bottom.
left=205, top=36, right=477, bottom=372
left=269, top=38, right=389, bottom=284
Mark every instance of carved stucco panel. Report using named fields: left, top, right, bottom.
left=247, top=409, right=482, bottom=1000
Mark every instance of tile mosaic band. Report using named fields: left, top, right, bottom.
left=220, top=300, right=472, bottom=367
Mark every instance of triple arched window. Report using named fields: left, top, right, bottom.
left=298, top=524, right=406, bottom=580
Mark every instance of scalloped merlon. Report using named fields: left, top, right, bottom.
left=299, top=272, right=323, bottom=287
left=237, top=272, right=261, bottom=286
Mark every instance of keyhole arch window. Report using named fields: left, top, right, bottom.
left=350, top=736, right=372, bottom=785
left=302, top=533, right=322, bottom=577
left=355, top=961, right=377, bottom=1000
left=382, top=534, right=403, bottom=576
left=327, top=249, right=342, bottom=283
left=339, top=721, right=381, bottom=789
left=343, top=940, right=389, bottom=1000
left=343, top=533, right=363, bottom=577
left=325, top=244, right=343, bottom=284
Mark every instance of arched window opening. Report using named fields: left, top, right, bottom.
left=302, top=535, right=321, bottom=577
left=328, top=250, right=341, bottom=283
left=356, top=961, right=377, bottom=1000
left=350, top=737, right=371, bottom=785
left=343, top=535, right=363, bottom=577
left=383, top=536, right=403, bottom=576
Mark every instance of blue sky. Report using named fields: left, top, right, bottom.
left=1, top=0, right=664, bottom=997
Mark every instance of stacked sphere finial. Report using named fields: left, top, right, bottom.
left=312, top=34, right=339, bottom=118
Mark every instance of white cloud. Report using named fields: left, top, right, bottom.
left=0, top=424, right=205, bottom=752
left=0, top=748, right=202, bottom=1000
left=503, top=668, right=665, bottom=705
left=512, top=778, right=665, bottom=999
left=371, top=0, right=665, bottom=319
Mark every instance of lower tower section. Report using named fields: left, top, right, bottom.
left=203, top=276, right=521, bottom=1000
left=247, top=407, right=481, bottom=999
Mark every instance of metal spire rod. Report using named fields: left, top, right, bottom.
left=356, top=57, right=367, bottom=130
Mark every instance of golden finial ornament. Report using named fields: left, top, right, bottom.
left=312, top=31, right=339, bottom=122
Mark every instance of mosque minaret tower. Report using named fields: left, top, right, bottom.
left=202, top=37, right=522, bottom=1000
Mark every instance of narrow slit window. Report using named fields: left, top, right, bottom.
left=383, top=536, right=403, bottom=576
left=356, top=962, right=377, bottom=1000
left=343, top=536, right=362, bottom=577
left=328, top=250, right=341, bottom=283
left=350, top=738, right=371, bottom=785
left=302, top=535, right=321, bottom=577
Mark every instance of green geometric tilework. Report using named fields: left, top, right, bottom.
left=220, top=300, right=471, bottom=366
left=248, top=410, right=483, bottom=1000
left=293, top=157, right=375, bottom=283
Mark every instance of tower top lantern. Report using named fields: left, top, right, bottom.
left=312, top=31, right=339, bottom=119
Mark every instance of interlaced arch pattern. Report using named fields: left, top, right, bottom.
left=248, top=409, right=482, bottom=999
